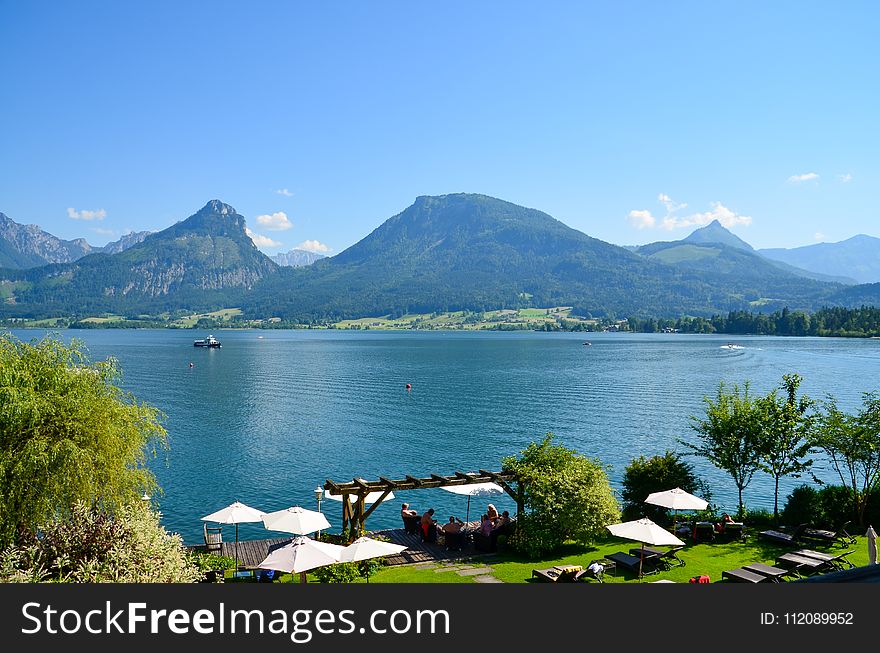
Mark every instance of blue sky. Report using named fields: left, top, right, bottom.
left=1, top=1, right=877, bottom=254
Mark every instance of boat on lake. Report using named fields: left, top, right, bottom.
left=194, top=334, right=221, bottom=348
left=720, top=343, right=744, bottom=350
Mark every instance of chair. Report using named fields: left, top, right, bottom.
left=791, top=548, right=856, bottom=570
left=759, top=523, right=807, bottom=545
left=204, top=523, right=222, bottom=552
left=692, top=522, right=715, bottom=543
left=532, top=565, right=582, bottom=583
left=719, top=522, right=745, bottom=540
left=629, top=545, right=686, bottom=569
left=402, top=514, right=421, bottom=535
left=741, top=562, right=792, bottom=582
left=802, top=521, right=856, bottom=546
left=606, top=552, right=659, bottom=577
left=774, top=552, right=830, bottom=576
left=722, top=567, right=773, bottom=583
left=443, top=529, right=465, bottom=552
left=420, top=522, right=438, bottom=544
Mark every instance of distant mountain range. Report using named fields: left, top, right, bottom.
left=760, top=235, right=880, bottom=284
left=0, top=212, right=150, bottom=268
left=271, top=248, right=326, bottom=267
left=1, top=195, right=879, bottom=320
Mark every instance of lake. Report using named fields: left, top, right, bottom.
left=11, top=329, right=879, bottom=544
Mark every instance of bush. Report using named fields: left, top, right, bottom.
left=311, top=559, right=384, bottom=583
left=0, top=501, right=199, bottom=583
left=621, top=451, right=709, bottom=524
left=782, top=484, right=880, bottom=530
left=502, top=434, right=620, bottom=558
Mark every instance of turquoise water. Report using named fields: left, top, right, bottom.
left=12, top=329, right=879, bottom=544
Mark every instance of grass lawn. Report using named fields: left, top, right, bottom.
left=368, top=535, right=872, bottom=584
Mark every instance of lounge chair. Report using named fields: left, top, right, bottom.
left=791, top=548, right=856, bottom=570
left=742, top=562, right=792, bottom=582
left=574, top=560, right=610, bottom=583
left=775, top=552, right=831, bottom=576
left=606, top=551, right=659, bottom=577
left=759, top=523, right=807, bottom=545
left=719, top=522, right=745, bottom=540
left=628, top=545, right=686, bottom=568
left=722, top=567, right=773, bottom=583
left=532, top=565, right=582, bottom=583
left=692, top=522, right=715, bottom=543
left=802, top=521, right=856, bottom=546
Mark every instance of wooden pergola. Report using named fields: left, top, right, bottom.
left=324, top=469, right=520, bottom=540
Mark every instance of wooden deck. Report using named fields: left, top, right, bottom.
left=194, top=522, right=495, bottom=569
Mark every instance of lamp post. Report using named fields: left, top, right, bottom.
left=314, top=487, right=323, bottom=539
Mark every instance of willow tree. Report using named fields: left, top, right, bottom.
left=0, top=334, right=166, bottom=546
left=681, top=381, right=764, bottom=520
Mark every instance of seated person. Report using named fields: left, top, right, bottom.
left=421, top=508, right=437, bottom=538
left=493, top=510, right=511, bottom=531
left=486, top=504, right=500, bottom=522
left=715, top=513, right=734, bottom=533
left=442, top=516, right=463, bottom=534
left=480, top=514, right=493, bottom=537
left=400, top=503, right=418, bottom=518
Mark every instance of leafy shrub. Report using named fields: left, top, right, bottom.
left=311, top=559, right=384, bottom=583
left=782, top=483, right=880, bottom=530
left=189, top=551, right=237, bottom=572
left=502, top=434, right=620, bottom=558
left=0, top=501, right=199, bottom=583
left=621, top=451, right=709, bottom=524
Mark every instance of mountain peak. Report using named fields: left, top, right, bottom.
left=683, top=220, right=753, bottom=251
left=201, top=199, right=237, bottom=215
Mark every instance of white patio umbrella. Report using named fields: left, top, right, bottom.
left=261, top=506, right=331, bottom=536
left=258, top=536, right=345, bottom=584
left=339, top=536, right=408, bottom=583
left=440, top=482, right=503, bottom=523
left=607, top=518, right=685, bottom=580
left=324, top=489, right=395, bottom=504
left=867, top=525, right=877, bottom=565
left=201, top=501, right=266, bottom=570
left=645, top=487, right=708, bottom=534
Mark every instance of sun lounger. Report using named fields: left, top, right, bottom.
left=532, top=565, right=582, bottom=583
left=775, top=552, right=831, bottom=576
left=742, top=562, right=792, bottom=581
left=628, top=545, right=686, bottom=568
left=722, top=567, right=773, bottom=583
left=802, top=521, right=856, bottom=546
left=791, top=548, right=856, bottom=570
left=719, top=522, right=745, bottom=540
left=759, top=523, right=807, bottom=545
left=606, top=551, right=659, bottom=577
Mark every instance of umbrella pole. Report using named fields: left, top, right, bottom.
left=235, top=524, right=239, bottom=571
left=639, top=543, right=644, bottom=582
left=466, top=496, right=471, bottom=524
left=300, top=572, right=307, bottom=584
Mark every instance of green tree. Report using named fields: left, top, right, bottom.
left=621, top=451, right=709, bottom=523
left=502, top=434, right=619, bottom=557
left=757, top=374, right=815, bottom=523
left=0, top=334, right=167, bottom=545
left=681, top=382, right=764, bottom=520
left=813, top=393, right=880, bottom=526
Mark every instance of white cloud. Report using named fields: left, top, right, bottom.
left=838, top=173, right=853, bottom=183
left=787, top=172, right=819, bottom=184
left=814, top=232, right=826, bottom=241
left=657, top=193, right=687, bottom=214
left=245, top=227, right=283, bottom=249
left=296, top=240, right=331, bottom=253
left=627, top=210, right=656, bottom=229
left=627, top=194, right=752, bottom=232
left=275, top=188, right=293, bottom=197
left=67, top=207, right=107, bottom=221
left=255, top=211, right=292, bottom=231
left=660, top=201, right=752, bottom=230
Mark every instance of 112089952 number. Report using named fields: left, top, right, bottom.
left=784, top=613, right=853, bottom=625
